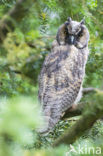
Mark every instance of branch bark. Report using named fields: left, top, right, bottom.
left=53, top=89, right=103, bottom=147
left=82, top=87, right=96, bottom=94
left=0, top=0, right=34, bottom=42
left=61, top=102, right=85, bottom=119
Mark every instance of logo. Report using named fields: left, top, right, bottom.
left=66, top=144, right=101, bottom=155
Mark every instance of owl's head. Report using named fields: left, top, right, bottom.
left=56, top=17, right=89, bottom=47
left=65, top=17, right=85, bottom=35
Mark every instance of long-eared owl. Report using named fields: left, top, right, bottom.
left=38, top=17, right=89, bottom=134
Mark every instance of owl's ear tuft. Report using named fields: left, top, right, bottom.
left=67, top=17, right=72, bottom=23
left=65, top=21, right=69, bottom=26
left=80, top=18, right=85, bottom=25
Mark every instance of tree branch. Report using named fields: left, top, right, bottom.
left=82, top=87, right=96, bottom=94
left=61, top=102, right=85, bottom=119
left=53, top=89, right=103, bottom=147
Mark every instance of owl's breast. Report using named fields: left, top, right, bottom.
left=59, top=45, right=86, bottom=80
left=39, top=44, right=87, bottom=105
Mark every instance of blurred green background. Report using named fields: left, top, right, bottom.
left=0, top=0, right=103, bottom=156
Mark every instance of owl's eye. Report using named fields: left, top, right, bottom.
left=64, top=31, right=67, bottom=34
left=77, top=29, right=79, bottom=32
left=77, top=30, right=83, bottom=38
left=79, top=33, right=83, bottom=37
left=69, top=25, right=72, bottom=30
left=64, top=28, right=68, bottom=35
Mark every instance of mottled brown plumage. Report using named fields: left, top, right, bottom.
left=38, top=17, right=89, bottom=134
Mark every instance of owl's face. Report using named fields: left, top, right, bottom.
left=67, top=21, right=82, bottom=35
left=65, top=17, right=84, bottom=35
left=65, top=17, right=85, bottom=44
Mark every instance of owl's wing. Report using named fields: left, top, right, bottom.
left=38, top=65, right=49, bottom=104
left=38, top=40, right=59, bottom=103
left=38, top=45, right=83, bottom=133
left=38, top=47, right=60, bottom=104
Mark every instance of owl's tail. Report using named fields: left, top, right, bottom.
left=37, top=106, right=61, bottom=135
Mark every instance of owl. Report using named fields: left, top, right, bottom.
left=38, top=17, right=89, bottom=134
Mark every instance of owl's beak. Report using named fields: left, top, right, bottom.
left=70, top=35, right=75, bottom=44
left=69, top=35, right=75, bottom=44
